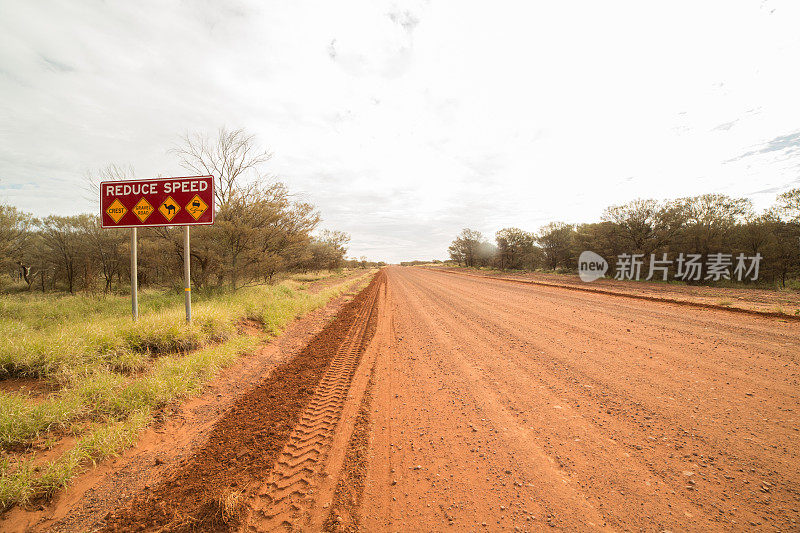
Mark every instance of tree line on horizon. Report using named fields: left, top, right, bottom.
left=447, top=191, right=800, bottom=287
left=0, top=128, right=380, bottom=294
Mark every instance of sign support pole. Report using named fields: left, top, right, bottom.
left=131, top=228, right=138, bottom=321
left=184, top=225, right=191, bottom=323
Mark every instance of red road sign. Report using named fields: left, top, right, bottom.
left=100, top=176, right=214, bottom=228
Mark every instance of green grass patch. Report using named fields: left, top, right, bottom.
left=0, top=409, right=151, bottom=508
left=0, top=270, right=362, bottom=380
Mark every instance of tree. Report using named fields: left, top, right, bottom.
left=258, top=196, right=320, bottom=278
left=0, top=205, right=35, bottom=287
left=300, top=230, right=350, bottom=271
left=495, top=227, right=534, bottom=270
left=214, top=184, right=320, bottom=287
left=168, top=128, right=325, bottom=286
left=171, top=127, right=272, bottom=206
left=537, top=222, right=575, bottom=270
left=39, top=215, right=93, bottom=293
left=675, top=194, right=751, bottom=280
left=318, top=230, right=350, bottom=270
left=448, top=229, right=485, bottom=267
left=573, top=221, right=623, bottom=275
left=84, top=163, right=136, bottom=208
left=602, top=198, right=687, bottom=256
left=759, top=212, right=800, bottom=288
left=776, top=188, right=800, bottom=222
left=736, top=213, right=773, bottom=258
left=82, top=216, right=126, bottom=293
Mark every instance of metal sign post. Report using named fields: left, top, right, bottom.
left=131, top=228, right=138, bottom=321
left=184, top=226, right=191, bottom=323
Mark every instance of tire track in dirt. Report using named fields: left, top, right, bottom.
left=244, top=274, right=382, bottom=531
left=101, top=271, right=384, bottom=533
left=321, top=367, right=376, bottom=532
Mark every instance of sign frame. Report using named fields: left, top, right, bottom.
left=99, top=175, right=215, bottom=229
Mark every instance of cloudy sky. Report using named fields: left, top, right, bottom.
left=1, top=1, right=799, bottom=262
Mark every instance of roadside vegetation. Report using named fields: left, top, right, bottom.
left=0, top=269, right=374, bottom=509
left=0, top=126, right=385, bottom=510
left=447, top=191, right=800, bottom=288
left=0, top=127, right=384, bottom=296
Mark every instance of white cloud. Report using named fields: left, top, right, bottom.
left=1, top=0, right=799, bottom=262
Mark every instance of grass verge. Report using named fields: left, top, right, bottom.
left=0, top=269, right=375, bottom=510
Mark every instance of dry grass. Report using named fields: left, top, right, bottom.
left=217, top=488, right=245, bottom=524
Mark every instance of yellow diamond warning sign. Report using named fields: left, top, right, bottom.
left=105, top=198, right=127, bottom=224
left=158, top=196, right=180, bottom=221
left=133, top=196, right=155, bottom=222
left=186, top=194, right=208, bottom=220
left=132, top=197, right=154, bottom=223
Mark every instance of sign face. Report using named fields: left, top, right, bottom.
left=100, top=176, right=214, bottom=228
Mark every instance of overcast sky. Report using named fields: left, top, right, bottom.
left=1, top=1, right=799, bottom=262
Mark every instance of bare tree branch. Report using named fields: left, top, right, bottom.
left=83, top=163, right=136, bottom=209
left=170, top=127, right=272, bottom=206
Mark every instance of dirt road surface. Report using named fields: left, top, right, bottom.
left=357, top=267, right=798, bottom=531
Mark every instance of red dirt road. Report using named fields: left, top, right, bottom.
left=359, top=266, right=799, bottom=531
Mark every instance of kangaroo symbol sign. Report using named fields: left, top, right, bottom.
left=100, top=175, right=214, bottom=228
